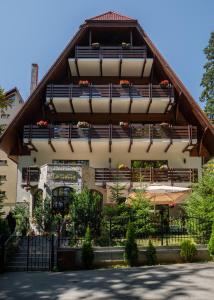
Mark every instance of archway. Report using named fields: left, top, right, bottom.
left=52, top=186, right=73, bottom=215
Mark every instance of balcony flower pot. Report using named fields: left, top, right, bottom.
left=36, top=120, right=48, bottom=128
left=77, top=121, right=89, bottom=128
left=92, top=42, right=100, bottom=49
left=122, top=42, right=131, bottom=49
left=119, top=122, right=129, bottom=128
left=120, top=80, right=130, bottom=87
left=118, top=163, right=129, bottom=171
left=79, top=80, right=89, bottom=87
left=160, top=80, right=169, bottom=89
left=160, top=164, right=168, bottom=170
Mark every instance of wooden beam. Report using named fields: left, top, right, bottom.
left=146, top=84, right=152, bottom=113
left=89, top=85, right=93, bottom=114
left=49, top=99, right=56, bottom=114
left=199, top=127, right=208, bottom=156
left=128, top=98, right=133, bottom=114
left=119, top=58, right=122, bottom=78
left=128, top=140, right=133, bottom=153
left=48, top=140, right=56, bottom=152
left=88, top=125, right=92, bottom=152
left=75, top=58, right=80, bottom=77
left=164, top=141, right=173, bottom=152
left=100, top=58, right=103, bottom=77
left=141, top=59, right=146, bottom=77
left=69, top=84, right=75, bottom=113
left=146, top=141, right=153, bottom=152
left=109, top=124, right=112, bottom=153
left=68, top=140, right=74, bottom=152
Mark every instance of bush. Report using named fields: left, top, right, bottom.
left=124, top=222, right=138, bottom=267
left=208, top=223, right=214, bottom=257
left=81, top=226, right=94, bottom=269
left=145, top=240, right=157, bottom=265
left=180, top=239, right=197, bottom=262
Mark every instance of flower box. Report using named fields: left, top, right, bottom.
left=36, top=120, right=48, bottom=127
left=77, top=121, right=89, bottom=128
left=91, top=42, right=100, bottom=49
left=120, top=80, right=130, bottom=87
left=160, top=80, right=169, bottom=88
left=118, top=163, right=129, bottom=171
left=122, top=42, right=131, bottom=49
left=79, top=80, right=89, bottom=87
left=119, top=122, right=129, bottom=128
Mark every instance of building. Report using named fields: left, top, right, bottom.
left=0, top=11, right=214, bottom=214
left=0, top=88, right=23, bottom=214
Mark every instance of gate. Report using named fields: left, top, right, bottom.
left=26, top=235, right=55, bottom=271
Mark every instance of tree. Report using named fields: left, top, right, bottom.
left=110, top=182, right=126, bottom=205
left=81, top=226, right=94, bottom=269
left=200, top=32, right=214, bottom=121
left=124, top=222, right=138, bottom=266
left=12, top=203, right=29, bottom=235
left=0, top=87, right=13, bottom=134
left=70, top=188, right=102, bottom=237
left=184, top=159, right=214, bottom=220
left=33, top=197, right=54, bottom=233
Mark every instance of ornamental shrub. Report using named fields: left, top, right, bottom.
left=124, top=222, right=138, bottom=266
left=208, top=223, right=214, bottom=257
left=145, top=240, right=157, bottom=265
left=180, top=239, right=197, bottom=262
left=81, top=226, right=94, bottom=269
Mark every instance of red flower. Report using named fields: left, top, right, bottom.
left=120, top=80, right=130, bottom=86
left=160, top=80, right=169, bottom=86
left=37, top=120, right=48, bottom=127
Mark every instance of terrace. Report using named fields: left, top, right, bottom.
left=68, top=45, right=153, bottom=77
left=46, top=84, right=174, bottom=114
left=23, top=124, right=197, bottom=154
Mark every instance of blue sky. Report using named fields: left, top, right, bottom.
left=0, top=0, right=213, bottom=105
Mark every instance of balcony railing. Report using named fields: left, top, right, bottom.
left=46, top=84, right=174, bottom=100
left=95, top=168, right=198, bottom=184
left=22, top=167, right=40, bottom=184
left=75, top=46, right=147, bottom=59
left=23, top=124, right=197, bottom=142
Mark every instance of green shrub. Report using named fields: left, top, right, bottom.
left=180, top=239, right=197, bottom=262
left=208, top=223, right=214, bottom=257
left=145, top=240, right=157, bottom=265
left=81, top=226, right=94, bottom=269
left=124, top=222, right=138, bottom=267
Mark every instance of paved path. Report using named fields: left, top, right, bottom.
left=0, top=263, right=214, bottom=299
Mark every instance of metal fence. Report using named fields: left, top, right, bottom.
left=58, top=214, right=213, bottom=247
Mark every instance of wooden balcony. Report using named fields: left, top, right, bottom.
left=69, top=46, right=153, bottom=77
left=95, top=168, right=198, bottom=184
left=23, top=124, right=197, bottom=154
left=46, top=84, right=174, bottom=114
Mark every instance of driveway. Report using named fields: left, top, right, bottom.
left=0, top=263, right=214, bottom=299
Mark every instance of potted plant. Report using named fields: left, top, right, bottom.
left=122, top=42, right=131, bottom=49
left=120, top=80, right=130, bottom=87
left=77, top=121, right=89, bottom=128
left=160, top=80, right=169, bottom=88
left=79, top=80, right=89, bottom=87
left=36, top=120, right=48, bottom=128
left=119, top=121, right=129, bottom=128
left=91, top=42, right=100, bottom=49
left=118, top=163, right=129, bottom=171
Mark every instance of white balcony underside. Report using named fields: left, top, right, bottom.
left=68, top=58, right=153, bottom=77
left=24, top=139, right=196, bottom=154
left=47, top=97, right=173, bottom=114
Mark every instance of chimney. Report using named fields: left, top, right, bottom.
left=30, top=63, right=38, bottom=94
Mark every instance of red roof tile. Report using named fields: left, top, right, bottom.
left=88, top=11, right=135, bottom=21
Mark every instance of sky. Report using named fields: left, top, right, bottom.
left=0, top=0, right=213, bottom=106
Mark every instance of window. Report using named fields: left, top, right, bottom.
left=0, top=191, right=6, bottom=197
left=1, top=114, right=10, bottom=119
left=131, top=160, right=168, bottom=168
left=0, top=160, right=7, bottom=166
left=0, top=175, right=6, bottom=181
left=22, top=168, right=40, bottom=182
left=52, top=160, right=89, bottom=166
left=52, top=187, right=73, bottom=214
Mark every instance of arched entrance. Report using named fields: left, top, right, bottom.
left=52, top=186, right=73, bottom=215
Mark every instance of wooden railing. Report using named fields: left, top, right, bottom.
left=95, top=168, right=198, bottom=184
left=23, top=124, right=197, bottom=141
left=22, top=167, right=40, bottom=184
left=75, top=46, right=147, bottom=59
left=46, top=84, right=174, bottom=99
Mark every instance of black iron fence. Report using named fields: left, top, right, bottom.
left=58, top=214, right=212, bottom=247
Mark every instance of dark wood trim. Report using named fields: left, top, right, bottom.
left=199, top=127, right=208, bottom=156
left=119, top=58, right=122, bottom=78
left=141, top=59, right=146, bottom=77
left=100, top=58, right=103, bottom=77
left=75, top=58, right=80, bottom=77
left=146, top=83, right=152, bottom=113
left=69, top=84, right=75, bottom=113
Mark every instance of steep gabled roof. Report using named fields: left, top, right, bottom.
left=0, top=12, right=213, bottom=158
left=86, top=11, right=136, bottom=22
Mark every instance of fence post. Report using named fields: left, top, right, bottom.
left=109, top=218, right=112, bottom=246
left=50, top=235, right=54, bottom=271
left=160, top=211, right=164, bottom=246
left=27, top=236, right=29, bottom=271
